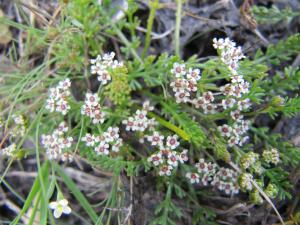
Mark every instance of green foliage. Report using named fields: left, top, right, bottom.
left=256, top=34, right=300, bottom=65
left=252, top=5, right=300, bottom=25
left=2, top=1, right=300, bottom=224
left=150, top=184, right=182, bottom=225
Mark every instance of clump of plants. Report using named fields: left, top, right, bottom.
left=1, top=0, right=300, bottom=224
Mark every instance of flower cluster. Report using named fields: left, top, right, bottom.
left=212, top=37, right=245, bottom=73
left=49, top=199, right=71, bottom=219
left=169, top=39, right=252, bottom=147
left=262, top=148, right=280, bottom=165
left=82, top=126, right=123, bottom=156
left=10, top=114, right=26, bottom=137
left=147, top=137, right=188, bottom=176
left=45, top=79, right=71, bottom=115
left=90, top=52, right=123, bottom=85
left=186, top=158, right=239, bottom=195
left=122, top=101, right=156, bottom=132
left=238, top=173, right=253, bottom=191
left=240, top=152, right=259, bottom=170
left=1, top=143, right=17, bottom=157
left=41, top=122, right=73, bottom=160
left=170, top=63, right=201, bottom=104
left=81, top=93, right=106, bottom=124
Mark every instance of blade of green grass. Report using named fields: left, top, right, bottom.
left=10, top=161, right=49, bottom=225
left=54, top=163, right=98, bottom=223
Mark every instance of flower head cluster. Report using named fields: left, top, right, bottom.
left=213, top=38, right=252, bottom=147
left=49, top=199, right=71, bottom=219
left=1, top=143, right=17, bottom=157
left=238, top=173, right=253, bottom=191
left=10, top=114, right=26, bottom=137
left=240, top=152, right=259, bottom=170
left=46, top=79, right=71, bottom=115
left=186, top=158, right=239, bottom=195
left=41, top=122, right=73, bottom=160
left=145, top=131, right=188, bottom=176
left=213, top=37, right=245, bottom=73
left=122, top=101, right=156, bottom=132
left=81, top=93, right=106, bottom=124
left=82, top=126, right=123, bottom=156
left=170, top=63, right=201, bottom=104
left=170, top=39, right=252, bottom=148
left=90, top=52, right=123, bottom=85
left=265, top=183, right=278, bottom=199
left=262, top=148, right=280, bottom=165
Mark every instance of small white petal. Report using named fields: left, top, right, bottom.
left=59, top=199, right=68, bottom=206
left=49, top=202, right=58, bottom=209
left=62, top=206, right=72, bottom=214
left=54, top=209, right=63, bottom=218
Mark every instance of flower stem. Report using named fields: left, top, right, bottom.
left=175, top=0, right=183, bottom=56
left=142, top=0, right=160, bottom=59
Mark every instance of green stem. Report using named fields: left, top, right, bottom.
left=147, top=111, right=190, bottom=141
left=142, top=0, right=160, bottom=59
left=175, top=0, right=183, bottom=56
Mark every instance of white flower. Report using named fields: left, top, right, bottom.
left=237, top=98, right=251, bottom=111
left=58, top=78, right=71, bottom=90
left=203, top=91, right=214, bottom=103
left=201, top=174, right=211, bottom=186
left=203, top=103, right=216, bottom=114
left=171, top=63, right=186, bottom=77
left=59, top=137, right=73, bottom=148
left=54, top=122, right=68, bottom=136
left=112, top=138, right=123, bottom=152
left=178, top=149, right=188, bottom=163
left=186, top=80, right=197, bottom=92
left=90, top=55, right=101, bottom=64
left=231, top=75, right=244, bottom=83
left=228, top=135, right=240, bottom=147
left=218, top=124, right=232, bottom=137
left=195, top=158, right=207, bottom=173
left=186, top=172, right=200, bottom=184
left=122, top=117, right=135, bottom=131
left=56, top=99, right=70, bottom=115
left=186, top=68, right=201, bottom=81
left=159, top=165, right=173, bottom=176
left=230, top=110, right=243, bottom=121
left=143, top=101, right=154, bottom=111
left=167, top=151, right=179, bottom=167
left=213, top=38, right=225, bottom=49
left=148, top=153, right=163, bottom=166
left=146, top=131, right=164, bottom=146
left=46, top=98, right=56, bottom=112
left=170, top=78, right=187, bottom=93
left=95, top=142, right=110, bottom=155
left=97, top=69, right=111, bottom=85
left=220, top=84, right=233, bottom=96
left=85, top=93, right=99, bottom=107
left=92, top=110, right=106, bottom=124
left=191, top=97, right=206, bottom=109
left=221, top=98, right=236, bottom=110
left=49, top=199, right=71, bottom=219
left=166, top=135, right=179, bottom=149
left=175, top=90, right=190, bottom=103
left=105, top=127, right=120, bottom=142
left=82, top=133, right=95, bottom=147
left=60, top=152, right=74, bottom=163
